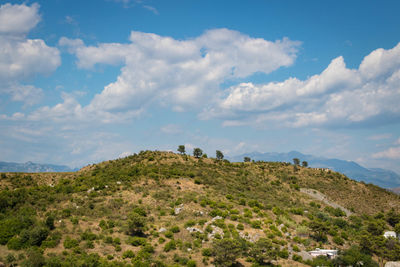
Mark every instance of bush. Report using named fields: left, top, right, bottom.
left=164, top=240, right=177, bottom=252
left=128, top=236, right=147, bottom=246
left=81, top=230, right=97, bottom=241
left=278, top=249, right=289, bottom=259
left=236, top=223, right=244, bottom=230
left=292, top=254, right=302, bottom=262
left=184, top=220, right=196, bottom=228
left=122, top=250, right=135, bottom=259
left=164, top=231, right=174, bottom=239
left=170, top=226, right=180, bottom=233
left=63, top=237, right=79, bottom=249
left=333, top=236, right=344, bottom=245
left=21, top=248, right=45, bottom=267
left=202, top=248, right=212, bottom=256
left=187, top=260, right=196, bottom=267
left=7, top=236, right=24, bottom=250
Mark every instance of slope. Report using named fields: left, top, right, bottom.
left=0, top=150, right=399, bottom=266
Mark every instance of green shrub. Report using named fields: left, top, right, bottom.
left=122, top=250, right=135, bottom=259
left=333, top=236, right=344, bottom=245
left=164, top=240, right=177, bottom=252
left=128, top=236, right=147, bottom=246
left=251, top=220, right=262, bottom=229
left=202, top=248, right=212, bottom=256
left=164, top=231, right=174, bottom=239
left=7, top=236, right=24, bottom=250
left=63, top=237, right=79, bottom=249
left=292, top=254, right=302, bottom=262
left=170, top=226, right=180, bottom=233
left=187, top=260, right=196, bottom=267
left=184, top=220, right=196, bottom=227
left=278, top=249, right=289, bottom=259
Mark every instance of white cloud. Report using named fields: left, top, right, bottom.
left=7, top=84, right=43, bottom=106
left=367, top=134, right=392, bottom=141
left=373, top=146, right=400, bottom=160
left=0, top=3, right=40, bottom=35
left=160, top=124, right=182, bottom=135
left=395, top=138, right=400, bottom=145
left=0, top=3, right=60, bottom=105
left=57, top=29, right=299, bottom=122
left=203, top=43, right=400, bottom=128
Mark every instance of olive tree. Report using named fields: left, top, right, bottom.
left=193, top=148, right=203, bottom=158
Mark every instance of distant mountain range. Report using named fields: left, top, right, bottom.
left=0, top=161, right=76, bottom=173
left=229, top=151, right=400, bottom=189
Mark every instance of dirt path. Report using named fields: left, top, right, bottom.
left=300, top=188, right=352, bottom=217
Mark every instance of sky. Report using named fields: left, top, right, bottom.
left=0, top=0, right=400, bottom=173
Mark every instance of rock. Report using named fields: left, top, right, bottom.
left=116, top=181, right=121, bottom=185
left=158, top=227, right=167, bottom=233
left=207, top=225, right=224, bottom=239
left=386, top=262, right=400, bottom=267
left=239, top=232, right=260, bottom=243
left=211, top=216, right=222, bottom=221
left=298, top=251, right=313, bottom=261
left=174, top=207, right=183, bottom=215
left=186, top=227, right=204, bottom=233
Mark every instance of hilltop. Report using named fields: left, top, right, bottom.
left=0, top=150, right=400, bottom=266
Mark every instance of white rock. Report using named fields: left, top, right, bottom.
left=174, top=207, right=183, bottom=215
left=385, top=262, right=400, bottom=267
left=186, top=227, right=204, bottom=233
left=158, top=227, right=167, bottom=233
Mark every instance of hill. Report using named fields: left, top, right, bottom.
left=0, top=150, right=399, bottom=266
left=229, top=151, right=400, bottom=189
left=0, top=161, right=76, bottom=173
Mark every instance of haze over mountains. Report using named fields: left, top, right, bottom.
left=229, top=151, right=400, bottom=189
left=0, top=161, right=76, bottom=173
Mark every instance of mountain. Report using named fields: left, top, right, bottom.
left=0, top=161, right=76, bottom=173
left=0, top=150, right=399, bottom=266
left=229, top=151, right=400, bottom=189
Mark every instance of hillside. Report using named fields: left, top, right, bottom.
left=0, top=150, right=400, bottom=266
left=230, top=151, right=400, bottom=189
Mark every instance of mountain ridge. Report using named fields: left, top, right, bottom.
left=228, top=151, right=400, bottom=189
left=0, top=160, right=76, bottom=173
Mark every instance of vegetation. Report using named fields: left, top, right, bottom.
left=0, top=150, right=399, bottom=266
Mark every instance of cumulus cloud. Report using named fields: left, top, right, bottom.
left=373, top=146, right=400, bottom=160
left=0, top=3, right=40, bottom=35
left=0, top=3, right=60, bottom=105
left=202, top=43, right=400, bottom=128
left=57, top=29, right=299, bottom=121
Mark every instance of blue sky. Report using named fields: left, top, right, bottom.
left=1, top=0, right=400, bottom=173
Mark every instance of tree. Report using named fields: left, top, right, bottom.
left=127, top=213, right=146, bottom=236
left=293, top=158, right=300, bottom=165
left=212, top=239, right=242, bottom=267
left=193, top=148, right=203, bottom=158
left=334, top=246, right=378, bottom=267
left=177, top=145, right=185, bottom=154
left=302, top=161, right=308, bottom=167
left=249, top=238, right=277, bottom=264
left=386, top=208, right=400, bottom=227
left=216, top=150, right=224, bottom=160
left=244, top=157, right=251, bottom=162
left=309, top=220, right=329, bottom=242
